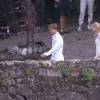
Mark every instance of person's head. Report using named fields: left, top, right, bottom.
left=92, top=22, right=100, bottom=33
left=48, top=23, right=58, bottom=35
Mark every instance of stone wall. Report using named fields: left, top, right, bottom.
left=0, top=59, right=100, bottom=100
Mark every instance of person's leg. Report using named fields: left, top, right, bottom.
left=54, top=5, right=60, bottom=24
left=87, top=0, right=94, bottom=30
left=60, top=15, right=65, bottom=31
left=78, top=0, right=87, bottom=31
left=60, top=0, right=70, bottom=33
left=45, top=0, right=55, bottom=23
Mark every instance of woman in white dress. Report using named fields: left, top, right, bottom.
left=92, top=22, right=100, bottom=59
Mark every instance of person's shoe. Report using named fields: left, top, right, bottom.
left=60, top=28, right=65, bottom=35
left=87, top=24, right=92, bottom=31
left=77, top=26, right=82, bottom=31
left=60, top=28, right=70, bottom=34
left=60, top=28, right=64, bottom=33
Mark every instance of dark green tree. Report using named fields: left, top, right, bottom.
left=0, top=0, right=14, bottom=26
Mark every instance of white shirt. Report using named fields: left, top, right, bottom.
left=44, top=32, right=64, bottom=61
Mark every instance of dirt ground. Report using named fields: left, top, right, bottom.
left=0, top=24, right=96, bottom=60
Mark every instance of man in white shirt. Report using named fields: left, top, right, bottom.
left=41, top=23, right=64, bottom=62
left=78, top=0, right=94, bottom=31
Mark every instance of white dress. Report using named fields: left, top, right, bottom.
left=95, top=33, right=100, bottom=58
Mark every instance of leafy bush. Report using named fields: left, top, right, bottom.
left=62, top=67, right=71, bottom=77
left=81, top=67, right=93, bottom=81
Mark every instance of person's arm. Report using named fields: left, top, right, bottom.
left=43, top=38, right=61, bottom=56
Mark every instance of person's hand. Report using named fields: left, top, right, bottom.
left=41, top=53, right=47, bottom=58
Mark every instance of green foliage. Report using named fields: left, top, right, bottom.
left=39, top=62, right=45, bottom=68
left=81, top=67, right=93, bottom=81
left=24, top=67, right=33, bottom=77
left=62, top=67, right=71, bottom=77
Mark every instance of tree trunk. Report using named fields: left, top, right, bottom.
left=25, top=0, right=36, bottom=46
